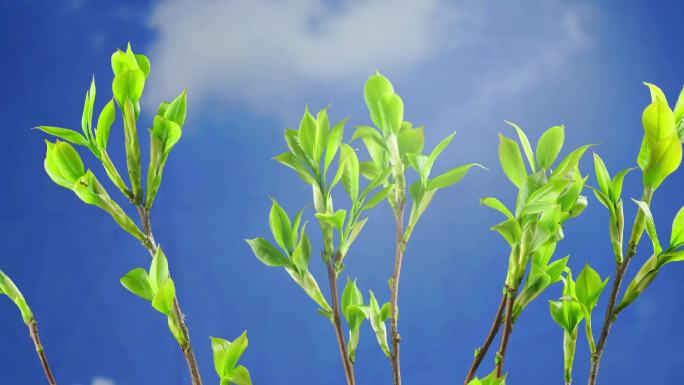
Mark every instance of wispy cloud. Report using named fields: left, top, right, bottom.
left=145, top=0, right=594, bottom=119
left=91, top=377, right=116, bottom=385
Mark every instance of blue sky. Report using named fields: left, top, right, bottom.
left=2, top=0, right=684, bottom=384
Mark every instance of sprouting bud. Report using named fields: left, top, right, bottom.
left=44, top=140, right=85, bottom=190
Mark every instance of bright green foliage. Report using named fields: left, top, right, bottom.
left=485, top=123, right=589, bottom=322
left=211, top=332, right=253, bottom=385
left=357, top=72, right=482, bottom=235
left=247, top=199, right=332, bottom=317
left=120, top=247, right=186, bottom=346
left=549, top=268, right=583, bottom=385
left=616, top=202, right=684, bottom=313
left=591, top=154, right=633, bottom=262
left=0, top=270, right=34, bottom=325
left=637, top=83, right=683, bottom=190
left=467, top=370, right=507, bottom=385
left=37, top=43, right=184, bottom=237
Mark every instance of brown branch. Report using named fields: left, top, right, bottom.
left=494, top=286, right=517, bottom=377
left=137, top=205, right=203, bottom=385
left=28, top=320, right=57, bottom=385
left=463, top=294, right=506, bottom=385
left=390, top=204, right=406, bottom=385
left=587, top=189, right=652, bottom=385
left=326, top=260, right=356, bottom=385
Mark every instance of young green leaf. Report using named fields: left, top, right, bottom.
left=298, top=106, right=317, bottom=162
left=491, top=218, right=521, bottom=246
left=592, top=153, right=611, bottom=196
left=120, top=268, right=154, bottom=301
left=498, top=134, right=526, bottom=188
left=315, top=209, right=347, bottom=234
left=480, top=197, right=514, bottom=219
left=95, top=100, right=116, bottom=150
left=151, top=278, right=176, bottom=315
left=44, top=140, right=86, bottom=189
left=35, top=126, right=89, bottom=147
left=575, top=264, right=609, bottom=311
left=427, top=163, right=484, bottom=190
left=269, top=199, right=294, bottom=253
left=536, top=125, right=565, bottom=170
left=505, top=121, right=535, bottom=172
left=670, top=206, right=684, bottom=248
left=149, top=247, right=170, bottom=293
left=245, top=238, right=292, bottom=267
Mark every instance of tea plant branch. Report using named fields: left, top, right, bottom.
left=587, top=188, right=652, bottom=385
left=463, top=295, right=505, bottom=385
left=28, top=320, right=57, bottom=385
left=494, top=285, right=517, bottom=377
left=389, top=200, right=406, bottom=385
left=136, top=204, right=203, bottom=385
left=327, top=259, right=356, bottom=385
left=0, top=271, right=57, bottom=385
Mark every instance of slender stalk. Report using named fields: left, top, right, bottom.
left=587, top=189, right=652, bottom=385
left=390, top=202, right=406, bottom=385
left=136, top=205, right=203, bottom=385
left=28, top=320, right=56, bottom=385
left=326, top=260, right=356, bottom=385
left=494, top=285, right=517, bottom=377
left=463, top=295, right=506, bottom=385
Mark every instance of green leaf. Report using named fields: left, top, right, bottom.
left=633, top=199, right=661, bottom=255
left=269, top=199, right=293, bottom=253
left=340, top=217, right=368, bottom=258
left=365, top=185, right=392, bottom=209
left=315, top=209, right=346, bottom=234
left=95, top=100, right=116, bottom=150
left=644, top=82, right=669, bottom=106
left=551, top=144, right=592, bottom=180
left=273, top=152, right=314, bottom=185
left=364, top=73, right=403, bottom=134
left=0, top=271, right=33, bottom=324
left=81, top=77, right=96, bottom=140
left=151, top=278, right=176, bottom=315
left=314, top=107, right=330, bottom=165
left=211, top=331, right=249, bottom=378
left=480, top=197, right=514, bottom=219
left=298, top=105, right=317, bottom=162
left=491, top=218, right=521, bottom=246
left=245, top=238, right=291, bottom=268
left=670, top=206, right=684, bottom=248
left=643, top=134, right=682, bottom=189
left=575, top=264, right=608, bottom=311
left=164, top=89, right=188, bottom=127
left=341, top=278, right=363, bottom=320
left=339, top=144, right=360, bottom=201
left=35, top=126, right=89, bottom=147
left=422, top=132, right=456, bottom=184
left=120, top=268, right=154, bottom=301
left=122, top=99, right=142, bottom=200
left=536, top=125, right=565, bottom=169
left=592, top=153, right=611, bottom=196
left=223, top=366, right=253, bottom=385
left=149, top=247, right=170, bottom=293
left=674, top=85, right=684, bottom=125
left=397, top=123, right=425, bottom=159
left=610, top=167, right=634, bottom=203
left=291, top=228, right=311, bottom=274
left=44, top=140, right=86, bottom=189
left=427, top=163, right=484, bottom=190
left=498, top=134, right=526, bottom=188
left=324, top=117, right=347, bottom=173
left=368, top=290, right=390, bottom=357
left=505, top=121, right=535, bottom=172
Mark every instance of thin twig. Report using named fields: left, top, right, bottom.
left=136, top=205, right=203, bottom=385
left=390, top=203, right=406, bottom=385
left=28, top=320, right=57, bottom=385
left=326, top=260, right=356, bottom=385
left=587, top=189, right=652, bottom=385
left=494, top=286, right=517, bottom=377
left=463, top=295, right=506, bottom=384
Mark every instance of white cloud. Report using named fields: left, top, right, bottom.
left=145, top=0, right=594, bottom=118
left=91, top=377, right=116, bottom=385
left=145, top=0, right=466, bottom=114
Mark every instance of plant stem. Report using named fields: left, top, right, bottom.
left=390, top=202, right=406, bottom=385
left=326, top=260, right=356, bottom=385
left=494, top=285, right=517, bottom=377
left=28, top=320, right=57, bottom=385
left=587, top=189, right=652, bottom=385
left=136, top=205, right=203, bottom=385
left=463, top=295, right=506, bottom=385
